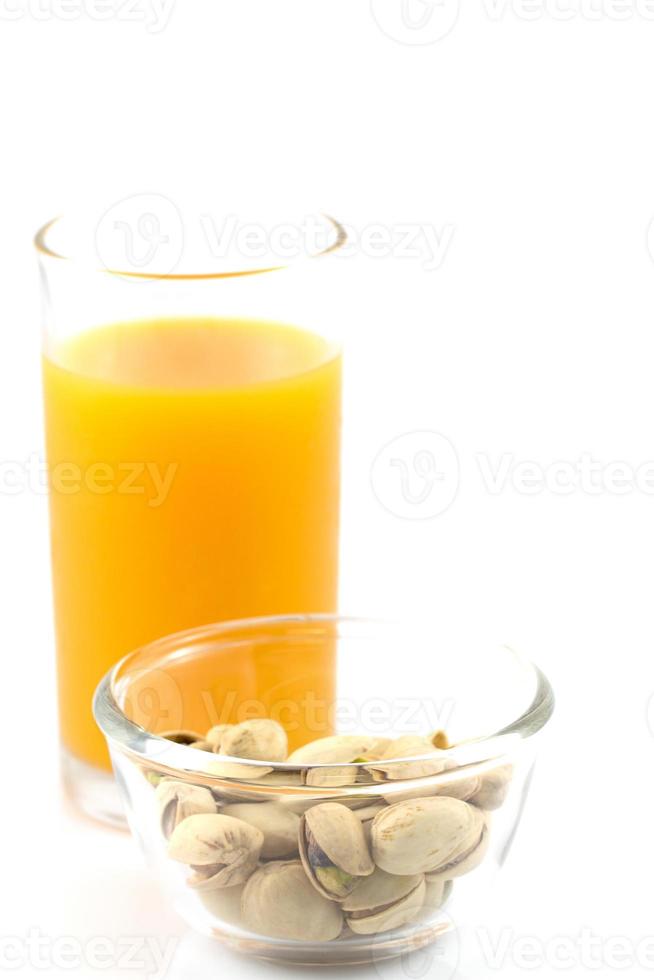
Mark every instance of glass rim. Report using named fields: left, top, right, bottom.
left=34, top=212, right=348, bottom=281
left=93, top=613, right=555, bottom=789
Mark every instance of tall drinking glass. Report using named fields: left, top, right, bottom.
left=36, top=204, right=346, bottom=825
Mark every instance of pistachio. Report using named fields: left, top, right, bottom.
left=241, top=861, right=343, bottom=941
left=372, top=797, right=487, bottom=878
left=424, top=818, right=489, bottom=882
left=357, top=801, right=386, bottom=850
left=219, top=719, right=288, bottom=763
left=470, top=765, right=512, bottom=811
left=205, top=759, right=273, bottom=780
left=432, top=730, right=450, bottom=750
left=189, top=740, right=214, bottom=752
left=159, top=729, right=206, bottom=745
left=222, top=803, right=300, bottom=860
left=306, top=767, right=358, bottom=788
left=204, top=721, right=288, bottom=780
left=355, top=801, right=386, bottom=822
left=288, top=735, right=390, bottom=765
left=423, top=878, right=453, bottom=913
left=342, top=868, right=426, bottom=935
left=288, top=735, right=390, bottom=788
left=367, top=737, right=450, bottom=781
left=299, top=802, right=374, bottom=900
left=206, top=724, right=232, bottom=751
left=155, top=780, right=217, bottom=839
left=167, top=813, right=263, bottom=890
left=433, top=767, right=483, bottom=803
left=258, top=769, right=304, bottom=788
left=199, top=882, right=246, bottom=926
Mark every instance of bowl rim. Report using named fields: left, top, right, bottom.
left=93, top=613, right=555, bottom=789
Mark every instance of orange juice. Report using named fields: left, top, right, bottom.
left=43, top=317, right=341, bottom=767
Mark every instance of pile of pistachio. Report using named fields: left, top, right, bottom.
left=152, top=720, right=511, bottom=943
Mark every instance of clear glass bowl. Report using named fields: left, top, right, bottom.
left=93, top=614, right=554, bottom=966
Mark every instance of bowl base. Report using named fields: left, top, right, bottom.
left=211, top=919, right=455, bottom=967
left=62, top=749, right=127, bottom=829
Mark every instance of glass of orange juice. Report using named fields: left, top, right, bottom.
left=36, top=204, right=347, bottom=825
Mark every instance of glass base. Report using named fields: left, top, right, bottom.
left=210, top=918, right=456, bottom=966
left=61, top=749, right=127, bottom=829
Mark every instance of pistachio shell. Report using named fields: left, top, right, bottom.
left=189, top=740, right=214, bottom=752
left=371, top=797, right=486, bottom=878
left=155, top=780, right=217, bottom=839
left=222, top=803, right=300, bottom=859
left=343, top=869, right=426, bottom=935
left=219, top=719, right=288, bottom=763
left=167, top=813, right=263, bottom=889
left=241, top=861, right=343, bottom=941
left=300, top=802, right=374, bottom=900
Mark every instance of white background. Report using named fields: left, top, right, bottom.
left=2, top=2, right=654, bottom=978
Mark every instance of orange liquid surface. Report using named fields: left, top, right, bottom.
left=43, top=317, right=342, bottom=767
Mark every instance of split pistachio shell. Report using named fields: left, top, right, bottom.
left=241, top=861, right=344, bottom=942
left=371, top=797, right=486, bottom=878
left=219, top=719, right=288, bottom=763
left=167, top=813, right=263, bottom=890
left=342, top=868, right=426, bottom=935
left=155, top=780, right=217, bottom=839
left=222, top=803, right=300, bottom=859
left=300, top=802, right=374, bottom=900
